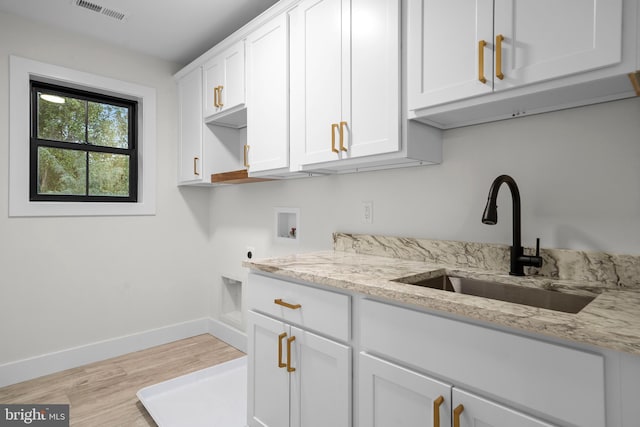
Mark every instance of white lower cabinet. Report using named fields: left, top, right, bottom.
left=452, top=388, right=554, bottom=427
left=359, top=353, right=451, bottom=427
left=247, top=273, right=613, bottom=427
left=360, top=298, right=605, bottom=427
left=359, top=353, right=553, bottom=427
left=247, top=273, right=352, bottom=427
left=248, top=311, right=351, bottom=427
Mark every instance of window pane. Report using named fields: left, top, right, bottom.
left=89, top=152, right=130, bottom=197
left=37, top=147, right=86, bottom=195
left=88, top=102, right=129, bottom=148
left=37, top=92, right=87, bottom=143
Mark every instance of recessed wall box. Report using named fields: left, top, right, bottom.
left=275, top=207, right=299, bottom=242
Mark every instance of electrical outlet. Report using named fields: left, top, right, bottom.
left=362, top=201, right=373, bottom=224
left=246, top=246, right=255, bottom=260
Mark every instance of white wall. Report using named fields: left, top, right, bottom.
left=209, top=97, right=640, bottom=325
left=0, top=12, right=213, bottom=366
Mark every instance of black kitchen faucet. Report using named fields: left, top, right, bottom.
left=482, top=174, right=543, bottom=276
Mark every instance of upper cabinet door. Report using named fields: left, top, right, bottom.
left=408, top=0, right=623, bottom=110
left=203, top=41, right=246, bottom=119
left=203, top=58, right=223, bottom=118
left=291, top=0, right=345, bottom=165
left=246, top=13, right=289, bottom=174
left=178, top=67, right=204, bottom=184
left=349, top=0, right=401, bottom=158
left=407, top=0, right=494, bottom=110
left=221, top=42, right=246, bottom=111
left=493, top=0, right=623, bottom=91
left=291, top=0, right=401, bottom=167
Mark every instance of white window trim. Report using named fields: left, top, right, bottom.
left=9, top=55, right=156, bottom=217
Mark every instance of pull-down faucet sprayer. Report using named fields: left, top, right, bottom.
left=482, top=175, right=543, bottom=276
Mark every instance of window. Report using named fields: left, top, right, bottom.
left=9, top=55, right=156, bottom=217
left=30, top=81, right=138, bottom=202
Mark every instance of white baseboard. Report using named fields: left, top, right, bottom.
left=0, top=318, right=210, bottom=388
left=208, top=318, right=248, bottom=353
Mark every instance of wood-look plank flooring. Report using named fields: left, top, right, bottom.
left=0, top=334, right=245, bottom=426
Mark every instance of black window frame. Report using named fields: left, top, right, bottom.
left=29, top=80, right=138, bottom=203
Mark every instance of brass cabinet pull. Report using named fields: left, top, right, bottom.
left=244, top=144, right=250, bottom=168
left=331, top=123, right=339, bottom=153
left=496, top=34, right=505, bottom=80
left=286, top=336, right=296, bottom=372
left=277, top=332, right=287, bottom=368
left=217, top=85, right=224, bottom=107
left=274, top=299, right=301, bottom=310
left=478, top=40, right=487, bottom=83
left=339, top=121, right=348, bottom=151
left=213, top=86, right=222, bottom=108
left=433, top=396, right=444, bottom=427
left=193, top=157, right=199, bottom=176
left=629, top=71, right=640, bottom=96
left=453, top=404, right=464, bottom=427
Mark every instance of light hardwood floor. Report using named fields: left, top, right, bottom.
left=0, top=334, right=245, bottom=426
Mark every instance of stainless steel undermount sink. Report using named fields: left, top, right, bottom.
left=393, top=275, right=595, bottom=314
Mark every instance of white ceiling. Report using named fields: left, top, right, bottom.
left=0, top=0, right=279, bottom=66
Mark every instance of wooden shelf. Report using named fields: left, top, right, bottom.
left=211, top=169, right=273, bottom=184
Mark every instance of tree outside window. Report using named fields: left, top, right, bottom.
left=30, top=81, right=138, bottom=202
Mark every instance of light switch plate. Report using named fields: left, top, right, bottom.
left=362, top=201, right=373, bottom=224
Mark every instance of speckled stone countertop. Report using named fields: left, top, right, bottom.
left=244, top=233, right=640, bottom=356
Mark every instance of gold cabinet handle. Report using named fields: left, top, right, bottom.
left=244, top=144, right=250, bottom=168
left=274, top=299, right=301, bottom=310
left=213, top=86, right=222, bottom=108
left=286, top=336, right=296, bottom=372
left=331, top=123, right=339, bottom=153
left=193, top=157, right=199, bottom=176
left=453, top=404, right=464, bottom=427
left=496, top=34, right=504, bottom=80
left=433, top=396, right=444, bottom=427
left=629, top=71, right=640, bottom=96
left=478, top=40, right=487, bottom=84
left=217, top=85, right=224, bottom=107
left=277, top=332, right=287, bottom=368
left=339, top=121, right=348, bottom=152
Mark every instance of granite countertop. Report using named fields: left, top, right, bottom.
left=244, top=234, right=640, bottom=356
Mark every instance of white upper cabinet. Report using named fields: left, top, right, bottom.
left=246, top=13, right=290, bottom=175
left=177, top=66, right=207, bottom=184
left=493, top=0, right=622, bottom=90
left=407, top=0, right=494, bottom=110
left=407, top=0, right=640, bottom=129
left=203, top=41, right=246, bottom=126
left=290, top=0, right=401, bottom=167
left=408, top=0, right=623, bottom=110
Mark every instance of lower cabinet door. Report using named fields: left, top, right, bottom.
left=290, top=326, right=351, bottom=427
left=248, top=311, right=290, bottom=427
left=359, top=353, right=451, bottom=427
left=452, top=388, right=556, bottom=427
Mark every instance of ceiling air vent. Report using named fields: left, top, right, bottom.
left=101, top=7, right=125, bottom=21
left=76, top=0, right=101, bottom=13
left=75, top=0, right=126, bottom=21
